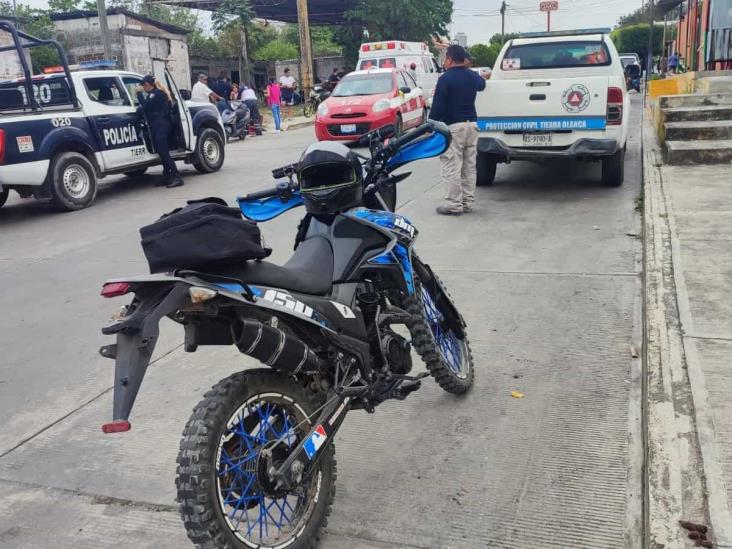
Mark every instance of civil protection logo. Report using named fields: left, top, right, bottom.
left=561, top=84, right=591, bottom=113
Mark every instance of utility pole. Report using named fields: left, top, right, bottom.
left=500, top=1, right=507, bottom=43
left=646, top=0, right=654, bottom=77
left=296, top=0, right=314, bottom=97
left=95, top=0, right=113, bottom=62
left=240, top=26, right=250, bottom=85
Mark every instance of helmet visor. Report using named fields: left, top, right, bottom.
left=299, top=162, right=358, bottom=193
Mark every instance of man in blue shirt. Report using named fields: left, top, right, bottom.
left=429, top=45, right=487, bottom=215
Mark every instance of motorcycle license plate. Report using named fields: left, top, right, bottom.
left=340, top=124, right=357, bottom=134
left=523, top=133, right=553, bottom=146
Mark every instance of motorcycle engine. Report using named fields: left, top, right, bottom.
left=380, top=329, right=412, bottom=375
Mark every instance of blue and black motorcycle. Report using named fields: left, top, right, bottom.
left=99, top=120, right=474, bottom=549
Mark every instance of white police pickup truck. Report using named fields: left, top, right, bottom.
left=475, top=29, right=630, bottom=187
left=0, top=22, right=225, bottom=211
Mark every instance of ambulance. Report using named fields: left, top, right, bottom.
left=357, top=41, right=441, bottom=106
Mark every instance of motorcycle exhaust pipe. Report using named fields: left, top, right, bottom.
left=231, top=319, right=322, bottom=374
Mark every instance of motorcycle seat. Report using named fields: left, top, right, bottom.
left=207, top=236, right=334, bottom=296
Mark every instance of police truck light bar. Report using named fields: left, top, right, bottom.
left=43, top=60, right=117, bottom=73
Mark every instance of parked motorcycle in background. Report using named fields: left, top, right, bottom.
left=303, top=83, right=332, bottom=118
left=624, top=64, right=641, bottom=93
left=221, top=100, right=251, bottom=141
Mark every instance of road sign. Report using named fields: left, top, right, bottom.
left=540, top=1, right=558, bottom=11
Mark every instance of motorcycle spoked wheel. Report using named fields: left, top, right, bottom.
left=406, top=277, right=475, bottom=395
left=303, top=101, right=315, bottom=118
left=176, top=369, right=336, bottom=549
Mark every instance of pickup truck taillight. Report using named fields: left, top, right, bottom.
left=607, top=87, right=623, bottom=126
left=0, top=129, right=5, bottom=165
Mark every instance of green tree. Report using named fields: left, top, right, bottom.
left=617, top=5, right=680, bottom=27
left=488, top=32, right=519, bottom=45
left=0, top=2, right=59, bottom=72
left=252, top=40, right=298, bottom=62
left=211, top=0, right=252, bottom=33
left=610, top=23, right=664, bottom=62
left=47, top=0, right=81, bottom=12
left=469, top=43, right=501, bottom=67
left=343, top=0, right=452, bottom=48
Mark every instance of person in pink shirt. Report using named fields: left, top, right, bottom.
left=266, top=78, right=282, bottom=132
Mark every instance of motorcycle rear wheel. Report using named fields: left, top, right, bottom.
left=176, top=369, right=336, bottom=549
left=406, top=277, right=475, bottom=395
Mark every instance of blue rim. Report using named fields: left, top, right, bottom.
left=420, top=286, right=467, bottom=379
left=216, top=398, right=318, bottom=547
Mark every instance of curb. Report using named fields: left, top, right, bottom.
left=642, top=105, right=732, bottom=549
left=285, top=120, right=314, bottom=131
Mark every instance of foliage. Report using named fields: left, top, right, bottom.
left=617, top=4, right=680, bottom=27
left=279, top=24, right=341, bottom=57
left=468, top=43, right=501, bottom=67
left=488, top=32, right=519, bottom=45
left=0, top=2, right=59, bottom=71
left=610, top=24, right=664, bottom=62
left=336, top=0, right=452, bottom=61
left=47, top=0, right=81, bottom=12
left=332, top=25, right=364, bottom=66
left=211, top=0, right=252, bottom=32
left=252, top=40, right=298, bottom=62
left=350, top=0, right=452, bottom=41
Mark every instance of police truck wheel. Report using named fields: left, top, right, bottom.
left=124, top=168, right=147, bottom=178
left=193, top=128, right=225, bottom=174
left=49, top=152, right=97, bottom=211
left=0, top=188, right=8, bottom=209
left=395, top=115, right=403, bottom=138
left=476, top=153, right=497, bottom=187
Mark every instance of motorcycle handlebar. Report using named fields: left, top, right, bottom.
left=384, top=122, right=434, bottom=156
left=242, top=180, right=293, bottom=201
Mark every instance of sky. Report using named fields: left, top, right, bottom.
left=20, top=0, right=645, bottom=43
left=450, top=0, right=645, bottom=44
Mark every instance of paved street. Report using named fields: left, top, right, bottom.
left=0, top=95, right=643, bottom=548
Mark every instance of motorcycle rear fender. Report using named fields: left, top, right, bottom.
left=101, top=275, right=337, bottom=426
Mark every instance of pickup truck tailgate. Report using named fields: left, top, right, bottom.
left=477, top=76, right=611, bottom=132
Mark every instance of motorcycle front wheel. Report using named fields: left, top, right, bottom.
left=406, top=277, right=475, bottom=395
left=176, top=369, right=336, bottom=549
left=303, top=100, right=315, bottom=118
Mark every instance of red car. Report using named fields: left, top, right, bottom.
left=315, top=68, right=427, bottom=141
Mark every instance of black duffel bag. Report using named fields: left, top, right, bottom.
left=140, top=197, right=271, bottom=274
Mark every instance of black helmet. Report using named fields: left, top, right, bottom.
left=298, top=141, right=363, bottom=215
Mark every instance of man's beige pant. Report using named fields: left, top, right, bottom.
left=440, top=121, right=479, bottom=212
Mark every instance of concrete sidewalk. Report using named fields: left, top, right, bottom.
left=644, top=105, right=732, bottom=548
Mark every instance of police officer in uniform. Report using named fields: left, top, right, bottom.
left=138, top=75, right=183, bottom=188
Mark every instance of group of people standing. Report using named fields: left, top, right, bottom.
left=188, top=69, right=304, bottom=134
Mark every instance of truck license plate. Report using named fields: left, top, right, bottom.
left=340, top=124, right=357, bottom=133
left=523, top=133, right=553, bottom=146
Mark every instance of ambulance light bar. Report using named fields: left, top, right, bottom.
left=361, top=41, right=428, bottom=53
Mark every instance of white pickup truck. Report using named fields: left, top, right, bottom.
left=475, top=29, right=630, bottom=187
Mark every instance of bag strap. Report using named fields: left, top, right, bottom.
left=294, top=214, right=312, bottom=251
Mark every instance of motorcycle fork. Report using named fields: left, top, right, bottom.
left=269, top=393, right=352, bottom=491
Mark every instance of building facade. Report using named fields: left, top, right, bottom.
left=667, top=0, right=732, bottom=71
left=51, top=9, right=191, bottom=89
